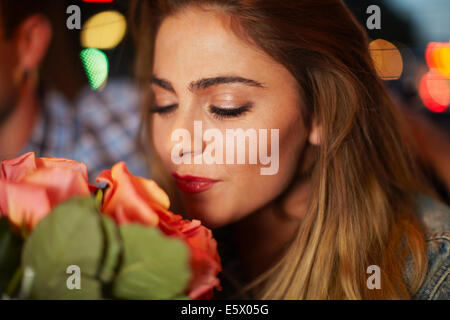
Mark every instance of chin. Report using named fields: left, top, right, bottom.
left=184, top=205, right=232, bottom=229
left=192, top=212, right=231, bottom=229
left=189, top=205, right=254, bottom=229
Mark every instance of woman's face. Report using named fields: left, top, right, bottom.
left=151, top=7, right=308, bottom=228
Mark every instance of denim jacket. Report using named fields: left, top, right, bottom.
left=411, top=194, right=450, bottom=300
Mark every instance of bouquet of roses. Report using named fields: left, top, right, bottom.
left=0, top=153, right=221, bottom=300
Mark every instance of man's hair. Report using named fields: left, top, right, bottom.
left=0, top=0, right=53, bottom=38
left=0, top=0, right=87, bottom=100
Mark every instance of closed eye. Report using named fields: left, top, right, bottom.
left=209, top=103, right=252, bottom=119
left=150, top=104, right=178, bottom=115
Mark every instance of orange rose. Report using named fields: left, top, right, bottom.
left=0, top=152, right=91, bottom=230
left=97, top=162, right=171, bottom=226
left=97, top=162, right=222, bottom=299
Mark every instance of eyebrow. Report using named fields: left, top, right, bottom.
left=151, top=77, right=175, bottom=92
left=150, top=75, right=265, bottom=93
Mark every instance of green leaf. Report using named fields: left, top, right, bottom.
left=22, top=197, right=104, bottom=299
left=0, top=218, right=23, bottom=294
left=98, top=215, right=121, bottom=283
left=113, top=225, right=191, bottom=300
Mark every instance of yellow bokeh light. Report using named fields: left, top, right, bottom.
left=435, top=45, right=450, bottom=79
left=369, top=39, right=403, bottom=80
left=81, top=10, right=127, bottom=49
left=425, top=42, right=450, bottom=79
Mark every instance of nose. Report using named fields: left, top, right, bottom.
left=167, top=106, right=205, bottom=164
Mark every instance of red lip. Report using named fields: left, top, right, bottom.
left=172, top=173, right=220, bottom=194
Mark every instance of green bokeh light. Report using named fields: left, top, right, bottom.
left=80, top=48, right=109, bottom=90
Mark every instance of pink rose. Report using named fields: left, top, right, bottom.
left=0, top=152, right=91, bottom=230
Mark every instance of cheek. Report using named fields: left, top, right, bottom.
left=240, top=108, right=306, bottom=203
left=220, top=120, right=306, bottom=222
left=246, top=134, right=304, bottom=204
left=275, top=118, right=307, bottom=185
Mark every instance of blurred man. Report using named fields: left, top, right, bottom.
left=0, top=0, right=148, bottom=181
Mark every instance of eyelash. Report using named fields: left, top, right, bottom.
left=209, top=103, right=252, bottom=120
left=150, top=103, right=252, bottom=119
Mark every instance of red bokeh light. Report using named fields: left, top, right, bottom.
left=419, top=71, right=449, bottom=113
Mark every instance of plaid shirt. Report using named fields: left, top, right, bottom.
left=21, top=79, right=149, bottom=183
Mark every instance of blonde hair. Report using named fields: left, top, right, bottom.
left=131, top=0, right=429, bottom=299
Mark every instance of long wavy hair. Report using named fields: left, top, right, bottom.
left=130, top=0, right=430, bottom=299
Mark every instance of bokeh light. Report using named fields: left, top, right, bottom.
left=80, top=48, right=109, bottom=90
left=369, top=39, right=403, bottom=80
left=81, top=10, right=127, bottom=49
left=419, top=70, right=449, bottom=113
left=425, top=42, right=450, bottom=79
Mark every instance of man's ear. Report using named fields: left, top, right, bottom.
left=14, top=14, right=52, bottom=74
left=308, top=118, right=322, bottom=146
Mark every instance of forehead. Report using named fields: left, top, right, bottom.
left=153, top=7, right=286, bottom=86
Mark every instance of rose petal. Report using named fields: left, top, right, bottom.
left=187, top=247, right=222, bottom=299
left=1, top=180, right=52, bottom=229
left=98, top=163, right=160, bottom=226
left=1, top=152, right=37, bottom=181
left=110, top=163, right=170, bottom=210
left=36, top=157, right=89, bottom=182
left=133, top=176, right=171, bottom=211
left=22, top=168, right=90, bottom=207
